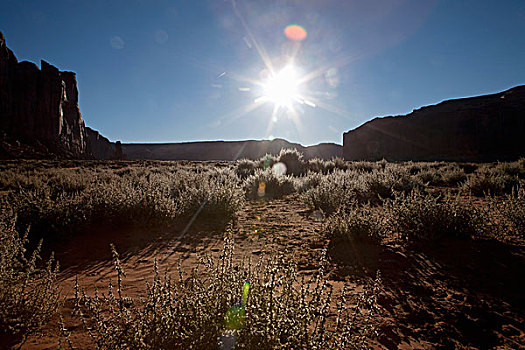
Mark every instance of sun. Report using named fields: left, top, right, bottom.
left=261, top=65, right=300, bottom=108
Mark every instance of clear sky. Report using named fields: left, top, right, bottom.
left=1, top=0, right=524, bottom=145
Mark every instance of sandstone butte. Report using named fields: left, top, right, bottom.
left=343, top=85, right=525, bottom=162
left=0, top=30, right=118, bottom=159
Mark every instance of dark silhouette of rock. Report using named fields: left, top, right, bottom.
left=115, top=141, right=123, bottom=159
left=343, top=86, right=525, bottom=162
left=0, top=31, right=86, bottom=157
left=85, top=127, right=119, bottom=160
left=0, top=30, right=120, bottom=160
left=121, top=139, right=341, bottom=161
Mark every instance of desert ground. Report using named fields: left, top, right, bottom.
left=1, top=155, right=524, bottom=349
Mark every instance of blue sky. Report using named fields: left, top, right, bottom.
left=1, top=0, right=524, bottom=145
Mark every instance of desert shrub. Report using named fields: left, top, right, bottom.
left=358, top=168, right=421, bottom=204
left=332, top=157, right=348, bottom=171
left=439, top=167, right=467, bottom=186
left=427, top=161, right=448, bottom=170
left=73, top=236, right=381, bottom=349
left=463, top=171, right=519, bottom=196
left=457, top=163, right=478, bottom=174
left=257, top=154, right=277, bottom=171
left=277, top=148, right=306, bottom=176
left=302, top=170, right=360, bottom=215
left=495, top=161, right=525, bottom=179
left=347, top=161, right=378, bottom=173
left=305, top=158, right=324, bottom=173
left=406, top=162, right=427, bottom=175
left=0, top=168, right=47, bottom=191
left=86, top=176, right=178, bottom=227
left=0, top=214, right=60, bottom=346
left=494, top=185, right=525, bottom=239
left=295, top=172, right=324, bottom=193
left=10, top=166, right=244, bottom=241
left=175, top=169, right=244, bottom=225
left=384, top=191, right=483, bottom=243
left=12, top=177, right=178, bottom=240
left=305, top=158, right=335, bottom=174
left=244, top=169, right=296, bottom=199
left=415, top=165, right=466, bottom=187
left=235, top=159, right=258, bottom=179
left=303, top=167, right=420, bottom=215
left=327, top=206, right=384, bottom=245
left=416, top=169, right=441, bottom=185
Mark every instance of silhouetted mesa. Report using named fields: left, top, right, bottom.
left=0, top=30, right=119, bottom=159
left=122, top=139, right=341, bottom=161
left=343, top=86, right=525, bottom=162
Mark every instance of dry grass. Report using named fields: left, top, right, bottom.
left=1, top=157, right=524, bottom=348
left=0, top=212, right=59, bottom=346
left=71, top=234, right=382, bottom=349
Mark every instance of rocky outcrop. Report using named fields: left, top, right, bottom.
left=85, top=127, right=118, bottom=160
left=122, top=139, right=341, bottom=161
left=0, top=31, right=86, bottom=157
left=343, top=86, right=525, bottom=162
left=0, top=30, right=121, bottom=160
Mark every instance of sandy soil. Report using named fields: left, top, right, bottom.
left=15, top=194, right=525, bottom=349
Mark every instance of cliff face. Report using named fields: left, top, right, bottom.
left=0, top=31, right=86, bottom=157
left=0, top=30, right=118, bottom=159
left=343, top=86, right=525, bottom=162
left=122, top=139, right=341, bottom=161
left=85, top=127, right=117, bottom=160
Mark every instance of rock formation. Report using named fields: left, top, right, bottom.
left=85, top=127, right=117, bottom=160
left=122, top=139, right=341, bottom=161
left=343, top=86, right=525, bottom=162
left=0, top=31, right=86, bottom=157
left=0, top=30, right=119, bottom=159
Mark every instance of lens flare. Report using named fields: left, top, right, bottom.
left=110, top=36, right=125, bottom=49
left=263, top=155, right=272, bottom=169
left=242, top=281, right=250, bottom=307
left=224, top=281, right=251, bottom=330
left=272, top=162, right=287, bottom=176
left=284, top=24, right=307, bottom=41
left=257, top=182, right=266, bottom=197
left=225, top=305, right=245, bottom=330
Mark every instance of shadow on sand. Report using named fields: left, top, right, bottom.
left=329, top=238, right=525, bottom=348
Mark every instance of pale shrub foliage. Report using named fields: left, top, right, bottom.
left=8, top=165, right=244, bottom=240
left=327, top=205, right=384, bottom=245
left=492, top=184, right=525, bottom=240
left=0, top=213, right=59, bottom=345
left=277, top=148, right=306, bottom=176
left=302, top=170, right=359, bottom=215
left=73, top=235, right=381, bottom=349
left=384, top=191, right=484, bottom=243
left=303, top=167, right=420, bottom=215
left=244, top=169, right=296, bottom=199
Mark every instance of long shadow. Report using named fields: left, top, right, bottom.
left=42, top=219, right=228, bottom=280
left=328, top=238, right=525, bottom=349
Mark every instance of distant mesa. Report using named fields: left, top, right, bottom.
left=344, top=86, right=525, bottom=162
left=122, top=139, right=341, bottom=161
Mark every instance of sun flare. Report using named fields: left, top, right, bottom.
left=261, top=65, right=300, bottom=108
